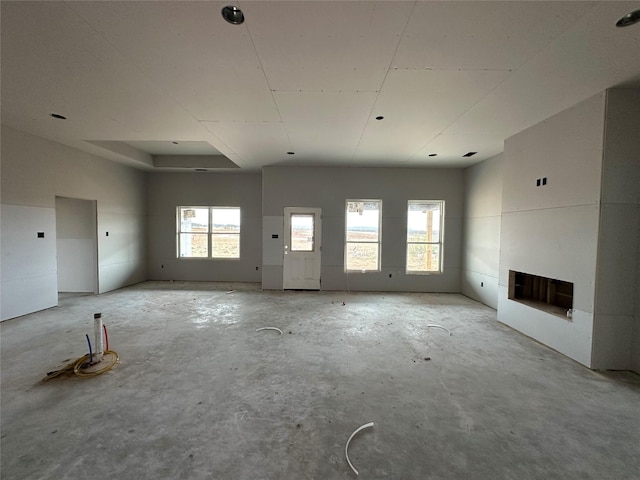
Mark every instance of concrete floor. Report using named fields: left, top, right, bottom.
left=1, top=281, right=639, bottom=480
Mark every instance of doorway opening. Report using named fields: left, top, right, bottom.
left=55, top=197, right=98, bottom=297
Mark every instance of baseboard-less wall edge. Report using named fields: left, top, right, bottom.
left=262, top=265, right=283, bottom=290
left=591, top=313, right=634, bottom=371
left=0, top=274, right=59, bottom=321
left=320, top=266, right=461, bottom=292
left=497, top=286, right=592, bottom=367
left=495, top=318, right=605, bottom=372
left=461, top=270, right=498, bottom=309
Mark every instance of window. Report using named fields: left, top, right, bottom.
left=177, top=207, right=240, bottom=259
left=290, top=214, right=315, bottom=252
left=406, top=201, right=444, bottom=273
left=345, top=200, right=381, bottom=272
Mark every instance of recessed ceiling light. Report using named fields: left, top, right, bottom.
left=616, top=9, right=640, bottom=27
left=375, top=116, right=384, bottom=120
left=49, top=113, right=66, bottom=120
left=222, top=6, right=244, bottom=25
left=428, top=153, right=437, bottom=157
left=462, top=151, right=478, bottom=157
left=194, top=168, right=208, bottom=172
left=287, top=151, right=295, bottom=155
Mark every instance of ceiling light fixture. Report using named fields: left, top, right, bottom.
left=222, top=6, right=244, bottom=25
left=616, top=9, right=640, bottom=27
left=49, top=113, right=66, bottom=120
left=375, top=116, right=384, bottom=120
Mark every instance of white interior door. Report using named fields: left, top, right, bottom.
left=283, top=207, right=322, bottom=290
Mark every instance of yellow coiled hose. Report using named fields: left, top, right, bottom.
left=43, top=350, right=119, bottom=381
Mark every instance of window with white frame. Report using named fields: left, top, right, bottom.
left=406, top=200, right=444, bottom=273
left=177, top=207, right=240, bottom=259
left=345, top=200, right=382, bottom=272
left=290, top=214, right=315, bottom=252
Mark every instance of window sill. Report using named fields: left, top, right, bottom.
left=178, top=257, right=241, bottom=261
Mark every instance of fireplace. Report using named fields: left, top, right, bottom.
left=508, top=270, right=573, bottom=318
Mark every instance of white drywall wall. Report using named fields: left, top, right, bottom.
left=1, top=125, right=147, bottom=321
left=146, top=172, right=262, bottom=282
left=262, top=166, right=463, bottom=291
left=1, top=204, right=58, bottom=320
left=498, top=93, right=606, bottom=367
left=262, top=216, right=284, bottom=289
left=592, top=88, right=640, bottom=370
left=462, top=154, right=503, bottom=309
left=55, top=197, right=97, bottom=292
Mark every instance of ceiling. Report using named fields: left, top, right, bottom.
left=2, top=1, right=640, bottom=172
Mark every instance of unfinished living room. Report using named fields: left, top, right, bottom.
left=1, top=2, right=639, bottom=479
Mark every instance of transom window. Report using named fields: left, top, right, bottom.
left=406, top=200, right=444, bottom=274
left=345, top=200, right=382, bottom=272
left=177, top=207, right=240, bottom=259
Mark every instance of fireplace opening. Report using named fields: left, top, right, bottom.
left=508, top=270, right=573, bottom=318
